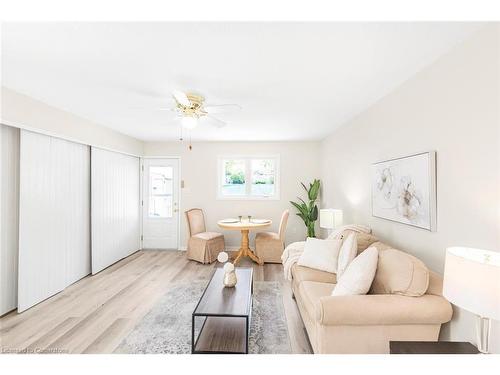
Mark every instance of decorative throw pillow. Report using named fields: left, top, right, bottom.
left=297, top=237, right=342, bottom=273
left=328, top=230, right=378, bottom=255
left=370, top=248, right=429, bottom=296
left=336, top=233, right=358, bottom=277
left=331, top=246, right=379, bottom=296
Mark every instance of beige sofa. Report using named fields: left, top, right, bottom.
left=290, top=235, right=453, bottom=354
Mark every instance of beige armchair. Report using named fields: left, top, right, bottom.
left=185, top=208, right=225, bottom=264
left=255, top=209, right=289, bottom=263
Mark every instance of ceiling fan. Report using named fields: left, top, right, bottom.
left=154, top=90, right=241, bottom=130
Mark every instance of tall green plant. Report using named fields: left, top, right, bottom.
left=290, top=179, right=320, bottom=238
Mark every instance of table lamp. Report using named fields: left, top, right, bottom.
left=443, top=246, right=500, bottom=353
left=319, top=209, right=343, bottom=235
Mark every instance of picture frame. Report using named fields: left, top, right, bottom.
left=371, top=151, right=436, bottom=231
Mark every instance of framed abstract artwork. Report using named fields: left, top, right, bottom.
left=372, top=151, right=436, bottom=231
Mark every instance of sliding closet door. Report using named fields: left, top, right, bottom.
left=0, top=124, right=20, bottom=315
left=91, top=148, right=140, bottom=274
left=18, top=130, right=90, bottom=312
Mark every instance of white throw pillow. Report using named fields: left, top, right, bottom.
left=297, top=237, right=342, bottom=273
left=331, top=246, right=379, bottom=296
left=336, top=233, right=358, bottom=277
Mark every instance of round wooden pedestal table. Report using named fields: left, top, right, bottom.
left=217, top=220, right=272, bottom=266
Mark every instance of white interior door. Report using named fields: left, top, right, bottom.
left=142, top=158, right=179, bottom=249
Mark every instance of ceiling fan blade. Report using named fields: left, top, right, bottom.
left=204, top=104, right=242, bottom=114
left=203, top=115, right=227, bottom=128
left=127, top=105, right=175, bottom=111
left=172, top=90, right=191, bottom=106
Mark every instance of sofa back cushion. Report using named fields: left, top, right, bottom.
left=370, top=244, right=429, bottom=297
left=427, top=271, right=444, bottom=296
left=337, top=230, right=379, bottom=254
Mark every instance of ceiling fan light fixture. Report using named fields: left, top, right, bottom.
left=181, top=116, right=198, bottom=129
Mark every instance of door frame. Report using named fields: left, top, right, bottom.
left=140, top=156, right=182, bottom=250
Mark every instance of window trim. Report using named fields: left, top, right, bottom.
left=217, top=155, right=280, bottom=201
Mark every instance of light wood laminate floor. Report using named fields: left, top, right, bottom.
left=0, top=250, right=312, bottom=354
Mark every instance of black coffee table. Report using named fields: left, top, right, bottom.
left=191, top=267, right=253, bottom=354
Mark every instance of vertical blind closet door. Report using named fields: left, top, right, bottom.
left=0, top=125, right=20, bottom=315
left=91, top=147, right=140, bottom=274
left=18, top=130, right=90, bottom=312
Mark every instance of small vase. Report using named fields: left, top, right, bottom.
left=223, top=270, right=237, bottom=288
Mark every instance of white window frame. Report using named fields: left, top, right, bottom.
left=217, top=155, right=280, bottom=200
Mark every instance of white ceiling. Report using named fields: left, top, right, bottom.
left=1, top=22, right=482, bottom=141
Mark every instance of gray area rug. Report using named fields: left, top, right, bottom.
left=115, top=280, right=292, bottom=354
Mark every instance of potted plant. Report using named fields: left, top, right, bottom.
left=290, top=179, right=320, bottom=238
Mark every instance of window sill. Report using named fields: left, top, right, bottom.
left=216, top=195, right=281, bottom=201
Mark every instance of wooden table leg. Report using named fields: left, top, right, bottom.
left=233, top=248, right=244, bottom=265
left=247, top=249, right=263, bottom=266
left=233, top=229, right=263, bottom=266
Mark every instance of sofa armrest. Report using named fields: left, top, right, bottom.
left=317, top=294, right=453, bottom=326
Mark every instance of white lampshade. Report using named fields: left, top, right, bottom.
left=319, top=209, right=343, bottom=229
left=181, top=116, right=198, bottom=129
left=443, top=247, right=500, bottom=320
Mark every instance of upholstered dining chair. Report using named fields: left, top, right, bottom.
left=185, top=208, right=225, bottom=264
left=255, top=209, right=289, bottom=264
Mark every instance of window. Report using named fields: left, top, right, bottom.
left=218, top=156, right=280, bottom=200
left=221, top=159, right=246, bottom=196
left=148, top=166, right=173, bottom=218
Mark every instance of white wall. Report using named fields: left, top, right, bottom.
left=320, top=25, right=500, bottom=352
left=1, top=87, right=144, bottom=156
left=0, top=125, right=19, bottom=315
left=144, top=141, right=321, bottom=249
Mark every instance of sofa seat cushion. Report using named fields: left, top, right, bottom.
left=298, top=281, right=336, bottom=322
left=292, top=263, right=337, bottom=285
left=370, top=247, right=429, bottom=297
left=193, top=232, right=224, bottom=240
